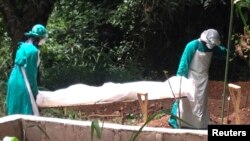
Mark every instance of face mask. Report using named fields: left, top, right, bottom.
left=38, top=38, right=46, bottom=46
left=206, top=38, right=221, bottom=49
left=206, top=43, right=215, bottom=49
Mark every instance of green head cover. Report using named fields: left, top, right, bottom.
left=24, top=24, right=48, bottom=39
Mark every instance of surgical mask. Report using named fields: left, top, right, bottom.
left=206, top=43, right=215, bottom=49
left=206, top=38, right=221, bottom=49
left=38, top=38, right=46, bottom=46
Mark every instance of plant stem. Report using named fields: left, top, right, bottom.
left=221, top=0, right=234, bottom=124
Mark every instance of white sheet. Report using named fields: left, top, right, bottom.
left=36, top=76, right=196, bottom=107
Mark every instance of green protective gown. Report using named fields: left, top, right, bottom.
left=6, top=42, right=39, bottom=115
left=168, top=39, right=227, bottom=129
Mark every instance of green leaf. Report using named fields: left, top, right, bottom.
left=2, top=136, right=20, bottom=141
left=91, top=120, right=102, bottom=141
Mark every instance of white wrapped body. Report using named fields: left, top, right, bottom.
left=36, top=76, right=196, bottom=107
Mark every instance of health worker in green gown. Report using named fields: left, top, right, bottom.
left=168, top=29, right=227, bottom=129
left=6, top=24, right=48, bottom=115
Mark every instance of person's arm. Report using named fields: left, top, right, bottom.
left=14, top=43, right=26, bottom=66
left=213, top=45, right=227, bottom=57
left=176, top=40, right=198, bottom=78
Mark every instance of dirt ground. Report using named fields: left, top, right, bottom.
left=50, top=80, right=250, bottom=128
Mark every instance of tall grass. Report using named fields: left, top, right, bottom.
left=0, top=81, right=6, bottom=117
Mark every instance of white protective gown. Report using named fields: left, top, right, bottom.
left=179, top=46, right=212, bottom=128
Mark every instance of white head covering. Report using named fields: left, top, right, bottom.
left=199, top=29, right=221, bottom=49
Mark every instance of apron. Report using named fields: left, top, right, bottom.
left=178, top=50, right=212, bottom=129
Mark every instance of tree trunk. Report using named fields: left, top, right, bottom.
left=0, top=0, right=56, bottom=61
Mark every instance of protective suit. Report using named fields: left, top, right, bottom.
left=168, top=29, right=227, bottom=129
left=6, top=24, right=47, bottom=115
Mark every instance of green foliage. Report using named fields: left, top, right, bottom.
left=0, top=81, right=6, bottom=116
left=0, top=16, right=11, bottom=117
left=1, top=136, right=20, bottom=141
left=40, top=0, right=145, bottom=89
left=91, top=120, right=103, bottom=141
left=41, top=0, right=207, bottom=89
left=36, top=0, right=247, bottom=90
left=235, top=0, right=250, bottom=27
left=40, top=108, right=65, bottom=118
left=231, top=0, right=250, bottom=80
left=0, top=17, right=11, bottom=81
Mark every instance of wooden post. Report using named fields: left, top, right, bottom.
left=64, top=107, right=67, bottom=116
left=228, top=83, right=241, bottom=124
left=120, top=105, right=125, bottom=124
left=137, top=93, right=148, bottom=123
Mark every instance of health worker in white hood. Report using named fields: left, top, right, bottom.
left=168, top=29, right=227, bottom=129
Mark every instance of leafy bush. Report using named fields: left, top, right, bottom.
left=39, top=0, right=145, bottom=89
left=0, top=16, right=11, bottom=117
